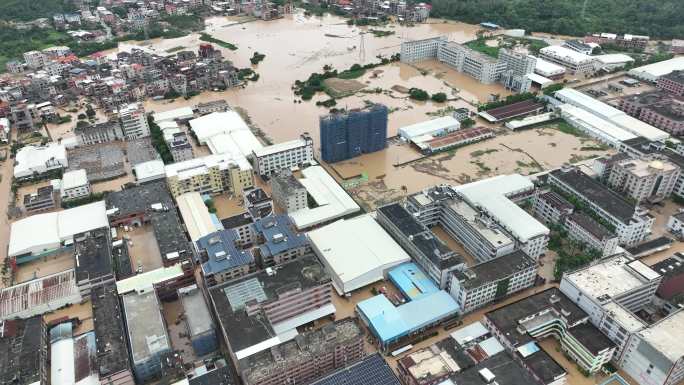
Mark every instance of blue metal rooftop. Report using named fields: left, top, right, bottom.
left=253, top=215, right=309, bottom=258
left=357, top=290, right=459, bottom=345
left=388, top=263, right=439, bottom=302
left=197, top=229, right=254, bottom=275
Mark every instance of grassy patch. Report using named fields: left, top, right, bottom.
left=549, top=119, right=588, bottom=138
left=167, top=46, right=186, bottom=53
left=580, top=144, right=609, bottom=151
left=465, top=38, right=499, bottom=58
left=338, top=68, right=366, bottom=79
left=369, top=29, right=395, bottom=38
left=199, top=33, right=238, bottom=50
left=470, top=149, right=498, bottom=157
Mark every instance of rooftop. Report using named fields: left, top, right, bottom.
left=177, top=192, right=219, bottom=243
left=308, top=214, right=411, bottom=294
left=549, top=168, right=636, bottom=222
left=651, top=253, right=684, bottom=278
left=122, top=290, right=170, bottom=364
left=198, top=229, right=254, bottom=276
left=151, top=210, right=190, bottom=262
left=567, top=322, right=615, bottom=355
left=287, top=166, right=361, bottom=229
left=563, top=254, right=660, bottom=302
left=567, top=212, right=614, bottom=240
left=311, top=353, right=400, bottom=385
left=629, top=56, right=684, bottom=78
left=388, top=262, right=439, bottom=302
left=241, top=318, right=363, bottom=384
left=271, top=170, right=305, bottom=196
left=253, top=214, right=309, bottom=258
left=91, top=283, right=131, bottom=379
left=357, top=290, right=459, bottom=343
left=253, top=135, right=311, bottom=158
left=116, top=264, right=185, bottom=295
left=637, top=309, right=684, bottom=363
left=540, top=45, right=594, bottom=64
left=221, top=211, right=254, bottom=229
left=209, top=255, right=331, bottom=357
left=0, top=317, right=46, bottom=385
left=179, top=285, right=215, bottom=338
left=480, top=99, right=545, bottom=122
left=74, top=227, right=114, bottom=284
left=153, top=106, right=195, bottom=122
left=485, top=288, right=588, bottom=347
left=453, top=249, right=536, bottom=290
left=455, top=174, right=548, bottom=242
left=521, top=350, right=567, bottom=384
left=126, top=138, right=160, bottom=166
left=538, top=191, right=574, bottom=212
left=62, top=168, right=88, bottom=190
left=165, top=153, right=252, bottom=178
left=601, top=301, right=646, bottom=333
left=105, top=181, right=174, bottom=220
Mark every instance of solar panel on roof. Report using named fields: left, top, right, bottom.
left=311, top=354, right=401, bottom=385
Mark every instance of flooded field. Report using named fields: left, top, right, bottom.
left=344, top=126, right=614, bottom=210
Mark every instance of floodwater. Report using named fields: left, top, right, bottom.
left=344, top=127, right=614, bottom=210
left=130, top=13, right=495, bottom=144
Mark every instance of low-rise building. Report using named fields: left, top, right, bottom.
left=208, top=255, right=335, bottom=364
left=656, top=70, right=684, bottom=96
left=165, top=153, right=254, bottom=197
left=122, top=289, right=171, bottom=383
left=244, top=187, right=274, bottom=219
left=535, top=57, right=566, bottom=79
left=667, top=210, right=684, bottom=238
left=619, top=311, right=684, bottom=385
left=539, top=45, right=596, bottom=75
left=23, top=185, right=57, bottom=213
left=61, top=169, right=90, bottom=201
left=484, top=288, right=616, bottom=376
left=651, top=254, right=684, bottom=312
left=252, top=214, right=310, bottom=268
left=619, top=91, right=684, bottom=135
left=548, top=167, right=654, bottom=246
left=252, top=134, right=314, bottom=177
left=104, top=181, right=174, bottom=227
left=14, top=143, right=67, bottom=179
left=73, top=227, right=116, bottom=296
left=564, top=212, right=620, bottom=257
left=532, top=190, right=574, bottom=225
left=197, top=229, right=256, bottom=286
left=450, top=249, right=537, bottom=313
left=178, top=285, right=218, bottom=356
left=312, top=353, right=400, bottom=385
left=270, top=170, right=308, bottom=213
left=75, top=121, right=123, bottom=145
left=0, top=317, right=48, bottom=385
left=240, top=318, right=365, bottom=385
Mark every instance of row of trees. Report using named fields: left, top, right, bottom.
left=427, top=0, right=684, bottom=39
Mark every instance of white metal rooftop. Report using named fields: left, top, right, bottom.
left=638, top=309, right=684, bottom=363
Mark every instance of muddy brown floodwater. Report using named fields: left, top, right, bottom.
left=129, top=13, right=496, bottom=145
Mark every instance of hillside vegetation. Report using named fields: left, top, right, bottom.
left=428, top=0, right=684, bottom=39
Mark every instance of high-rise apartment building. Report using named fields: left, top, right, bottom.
left=320, top=104, right=388, bottom=163
left=118, top=103, right=150, bottom=139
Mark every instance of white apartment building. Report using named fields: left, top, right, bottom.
left=564, top=213, right=619, bottom=257
left=607, top=157, right=680, bottom=203
left=539, top=45, right=597, bottom=75
left=449, top=249, right=536, bottom=313
left=438, top=42, right=507, bottom=84
left=270, top=171, right=308, bottom=213
left=532, top=190, right=574, bottom=225
left=499, top=48, right=536, bottom=92
left=549, top=167, right=654, bottom=246
left=252, top=134, right=314, bottom=177
left=400, top=36, right=447, bottom=63
left=619, top=311, right=684, bottom=385
left=164, top=153, right=254, bottom=198
left=118, top=103, right=150, bottom=139
left=23, top=51, right=46, bottom=69
left=560, top=254, right=661, bottom=354
left=61, top=169, right=90, bottom=201
left=666, top=210, right=684, bottom=238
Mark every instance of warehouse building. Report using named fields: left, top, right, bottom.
left=534, top=57, right=566, bottom=79
left=558, top=104, right=637, bottom=147
left=398, top=116, right=461, bottom=146
left=308, top=214, right=411, bottom=295
left=9, top=200, right=109, bottom=262
left=628, top=56, right=684, bottom=83
left=555, top=88, right=669, bottom=142
left=357, top=286, right=459, bottom=350
left=0, top=269, right=82, bottom=321
left=176, top=192, right=220, bottom=244
left=14, top=143, right=67, bottom=179
left=104, top=181, right=174, bottom=227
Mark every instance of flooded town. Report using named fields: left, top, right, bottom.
left=0, top=2, right=683, bottom=385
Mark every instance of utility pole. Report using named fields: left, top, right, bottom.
left=359, top=33, right=366, bottom=63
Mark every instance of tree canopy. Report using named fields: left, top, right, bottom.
left=428, top=0, right=684, bottom=39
